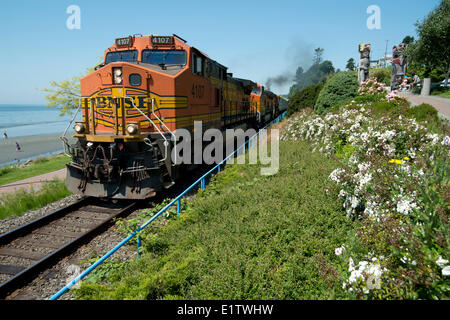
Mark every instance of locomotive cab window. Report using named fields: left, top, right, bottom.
left=105, top=50, right=138, bottom=65
left=141, top=49, right=187, bottom=66
left=193, top=54, right=203, bottom=76
left=215, top=88, right=220, bottom=106
left=219, top=68, right=227, bottom=80
left=251, top=87, right=261, bottom=95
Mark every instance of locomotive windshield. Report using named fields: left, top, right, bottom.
left=105, top=50, right=138, bottom=64
left=141, top=49, right=187, bottom=66
left=251, top=87, right=261, bottom=95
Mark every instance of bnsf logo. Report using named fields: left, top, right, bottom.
left=87, top=96, right=147, bottom=109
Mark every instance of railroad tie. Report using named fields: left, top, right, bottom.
left=0, top=247, right=46, bottom=261
left=0, top=264, right=25, bottom=275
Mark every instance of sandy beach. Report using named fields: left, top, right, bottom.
left=0, top=133, right=75, bottom=165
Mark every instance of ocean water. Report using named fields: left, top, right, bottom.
left=0, top=105, right=81, bottom=138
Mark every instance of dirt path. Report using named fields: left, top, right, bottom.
left=0, top=169, right=67, bottom=196
left=398, top=92, right=450, bottom=120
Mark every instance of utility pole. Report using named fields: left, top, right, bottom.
left=384, top=40, right=389, bottom=68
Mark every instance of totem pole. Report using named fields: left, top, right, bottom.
left=391, top=43, right=407, bottom=90
left=358, top=43, right=371, bottom=83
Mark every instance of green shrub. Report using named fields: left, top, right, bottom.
left=364, top=100, right=443, bottom=134
left=406, top=103, right=438, bottom=122
left=314, top=71, right=359, bottom=114
left=287, top=83, right=323, bottom=116
left=406, top=103, right=443, bottom=132
left=353, top=94, right=384, bottom=104
left=370, top=100, right=408, bottom=117
left=371, top=68, right=391, bottom=86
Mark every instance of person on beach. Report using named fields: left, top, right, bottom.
left=3, top=130, right=7, bottom=139
left=15, top=141, right=21, bottom=152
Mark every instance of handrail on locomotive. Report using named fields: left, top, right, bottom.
left=60, top=96, right=176, bottom=161
left=124, top=96, right=176, bottom=162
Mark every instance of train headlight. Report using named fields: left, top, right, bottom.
left=126, top=123, right=138, bottom=135
left=74, top=123, right=85, bottom=133
left=113, top=67, right=123, bottom=84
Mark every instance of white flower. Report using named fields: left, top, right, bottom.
left=335, top=245, right=345, bottom=256
left=396, top=198, right=418, bottom=215
left=442, top=266, right=450, bottom=276
left=357, top=162, right=370, bottom=172
left=329, top=168, right=344, bottom=183
left=348, top=257, right=355, bottom=272
left=436, top=256, right=448, bottom=268
left=349, top=155, right=358, bottom=164
left=359, top=172, right=372, bottom=188
left=380, top=130, right=396, bottom=141
left=442, top=136, right=450, bottom=146
left=426, top=133, right=440, bottom=145
left=345, top=257, right=385, bottom=293
left=364, top=200, right=379, bottom=218
left=351, top=196, right=359, bottom=209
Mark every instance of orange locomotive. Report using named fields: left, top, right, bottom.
left=250, top=83, right=280, bottom=124
left=64, top=34, right=282, bottom=199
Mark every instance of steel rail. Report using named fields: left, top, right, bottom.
left=0, top=197, right=138, bottom=298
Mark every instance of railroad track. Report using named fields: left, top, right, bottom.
left=0, top=129, right=261, bottom=299
left=0, top=197, right=138, bottom=298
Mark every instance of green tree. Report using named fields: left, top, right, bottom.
left=42, top=76, right=81, bottom=116
left=407, top=0, right=450, bottom=83
left=313, top=47, right=324, bottom=65
left=288, top=60, right=335, bottom=97
left=295, top=66, right=304, bottom=82
left=346, top=58, right=356, bottom=71
left=42, top=61, right=101, bottom=115
left=402, top=35, right=415, bottom=44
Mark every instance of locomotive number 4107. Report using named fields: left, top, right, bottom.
left=151, top=36, right=173, bottom=44
left=192, top=84, right=205, bottom=98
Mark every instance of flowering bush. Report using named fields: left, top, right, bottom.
left=358, top=78, right=386, bottom=96
left=281, top=99, right=449, bottom=299
left=371, top=68, right=391, bottom=86
left=358, top=77, right=402, bottom=104
left=386, top=90, right=399, bottom=102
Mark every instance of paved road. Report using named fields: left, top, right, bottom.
left=398, top=92, right=450, bottom=120
left=0, top=168, right=67, bottom=196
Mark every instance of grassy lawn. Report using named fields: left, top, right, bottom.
left=0, top=179, right=72, bottom=219
left=431, top=86, right=450, bottom=98
left=74, top=139, right=355, bottom=300
left=0, top=154, right=70, bottom=186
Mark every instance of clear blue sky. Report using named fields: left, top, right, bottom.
left=0, top=0, right=440, bottom=104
